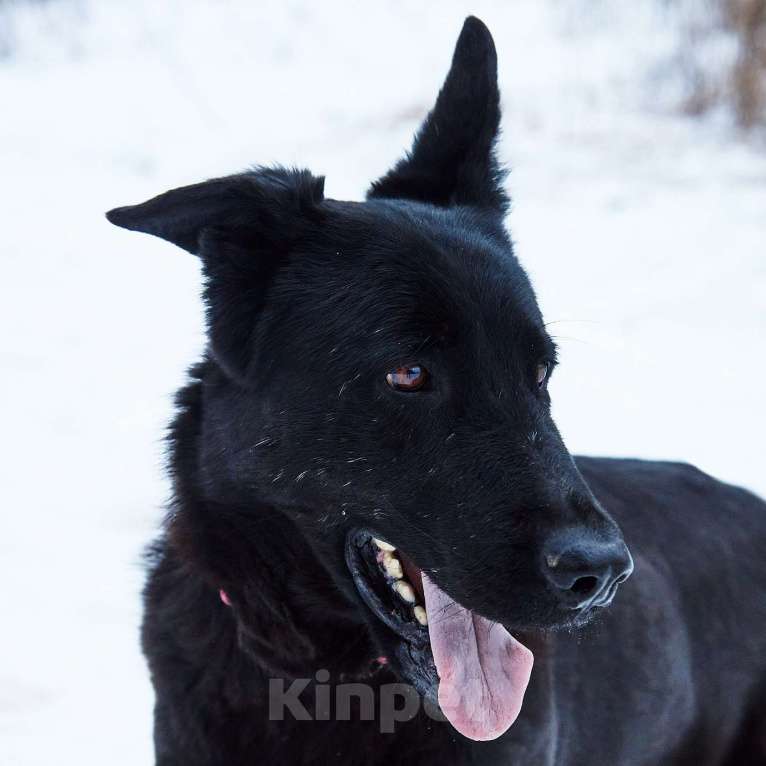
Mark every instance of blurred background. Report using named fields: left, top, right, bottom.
left=0, top=1, right=764, bottom=763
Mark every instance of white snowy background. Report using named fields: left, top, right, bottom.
left=1, top=1, right=764, bottom=763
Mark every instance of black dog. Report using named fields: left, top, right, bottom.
left=107, top=17, right=766, bottom=765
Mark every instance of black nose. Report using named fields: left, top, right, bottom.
left=543, top=535, right=633, bottom=609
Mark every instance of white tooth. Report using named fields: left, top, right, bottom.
left=381, top=551, right=403, bottom=579
left=393, top=580, right=416, bottom=603
left=413, top=605, right=428, bottom=626
left=373, top=538, right=395, bottom=552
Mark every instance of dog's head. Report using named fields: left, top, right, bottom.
left=109, top=17, right=632, bottom=741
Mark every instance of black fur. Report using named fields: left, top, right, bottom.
left=108, top=17, right=766, bottom=765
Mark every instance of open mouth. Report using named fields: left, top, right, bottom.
left=345, top=531, right=436, bottom=696
left=345, top=530, right=534, bottom=741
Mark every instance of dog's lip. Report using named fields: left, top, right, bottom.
left=344, top=530, right=439, bottom=699
left=344, top=530, right=429, bottom=647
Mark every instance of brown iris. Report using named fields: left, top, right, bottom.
left=386, top=365, right=428, bottom=392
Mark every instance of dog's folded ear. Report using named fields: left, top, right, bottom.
left=368, top=16, right=507, bottom=214
left=106, top=167, right=325, bottom=381
left=105, top=166, right=325, bottom=256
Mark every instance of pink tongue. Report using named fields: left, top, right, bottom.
left=422, top=573, right=533, bottom=741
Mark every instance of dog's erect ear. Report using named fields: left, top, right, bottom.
left=106, top=167, right=325, bottom=380
left=106, top=167, right=325, bottom=255
left=368, top=17, right=506, bottom=213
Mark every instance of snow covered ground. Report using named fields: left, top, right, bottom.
left=1, top=1, right=764, bottom=763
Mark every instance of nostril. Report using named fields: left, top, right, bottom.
left=543, top=535, right=632, bottom=609
left=569, top=575, right=599, bottom=596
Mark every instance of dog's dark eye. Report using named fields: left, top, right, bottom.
left=386, top=365, right=428, bottom=392
left=536, top=363, right=550, bottom=388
